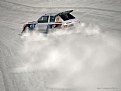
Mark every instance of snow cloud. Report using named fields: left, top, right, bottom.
left=14, top=23, right=121, bottom=90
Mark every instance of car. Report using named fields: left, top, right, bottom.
left=21, top=10, right=80, bottom=34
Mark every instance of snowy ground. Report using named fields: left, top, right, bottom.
left=0, top=0, right=121, bottom=91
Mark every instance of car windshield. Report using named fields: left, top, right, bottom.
left=38, top=16, right=49, bottom=23
left=59, top=13, right=75, bottom=21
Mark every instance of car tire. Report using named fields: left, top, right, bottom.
left=24, top=27, right=30, bottom=33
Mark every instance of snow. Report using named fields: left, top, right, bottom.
left=0, top=0, right=121, bottom=91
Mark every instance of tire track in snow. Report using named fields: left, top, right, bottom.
left=1, top=0, right=121, bottom=14
left=0, top=71, right=5, bottom=91
left=0, top=41, right=15, bottom=91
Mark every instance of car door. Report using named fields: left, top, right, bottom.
left=36, top=16, right=49, bottom=33
left=49, top=16, right=62, bottom=29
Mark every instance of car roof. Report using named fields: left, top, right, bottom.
left=44, top=13, right=57, bottom=16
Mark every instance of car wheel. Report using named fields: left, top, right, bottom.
left=25, top=27, right=30, bottom=33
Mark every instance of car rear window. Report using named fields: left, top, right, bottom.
left=60, top=13, right=75, bottom=21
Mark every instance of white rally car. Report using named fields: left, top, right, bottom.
left=21, top=10, right=80, bottom=34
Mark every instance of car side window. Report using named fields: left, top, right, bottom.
left=38, top=16, right=49, bottom=23
left=55, top=16, right=62, bottom=22
left=50, top=16, right=55, bottom=22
